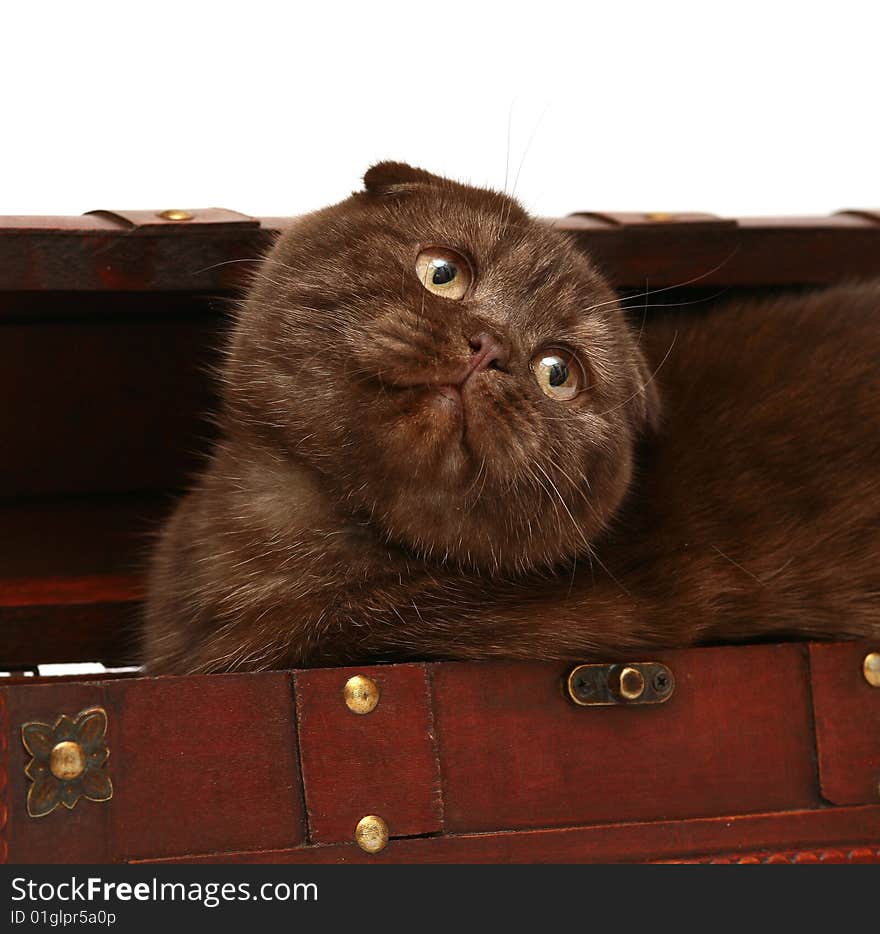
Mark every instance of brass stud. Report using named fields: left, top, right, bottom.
left=617, top=666, right=645, bottom=701
left=49, top=741, right=86, bottom=781
left=863, top=652, right=880, bottom=687
left=158, top=209, right=194, bottom=222
left=355, top=815, right=389, bottom=854
left=344, top=675, right=380, bottom=714
left=646, top=211, right=672, bottom=222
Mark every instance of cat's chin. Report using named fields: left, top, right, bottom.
left=385, top=383, right=526, bottom=494
left=422, top=386, right=509, bottom=490
left=427, top=383, right=464, bottom=419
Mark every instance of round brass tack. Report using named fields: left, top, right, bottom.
left=158, top=209, right=194, bottom=222
left=618, top=666, right=645, bottom=701
left=344, top=675, right=380, bottom=714
left=355, top=815, right=389, bottom=854
left=49, top=741, right=86, bottom=781
left=646, top=211, right=672, bottom=222
left=863, top=652, right=880, bottom=687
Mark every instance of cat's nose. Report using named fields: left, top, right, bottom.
left=467, top=332, right=509, bottom=372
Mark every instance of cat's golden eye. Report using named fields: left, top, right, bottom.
left=415, top=247, right=472, bottom=300
left=530, top=348, right=587, bottom=401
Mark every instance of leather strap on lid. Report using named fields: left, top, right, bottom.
left=569, top=210, right=737, bottom=231
left=84, top=207, right=259, bottom=232
left=836, top=209, right=880, bottom=225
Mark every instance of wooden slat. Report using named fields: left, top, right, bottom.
left=431, top=646, right=819, bottom=833
left=0, top=597, right=141, bottom=669
left=0, top=228, right=274, bottom=292
left=0, top=495, right=164, bottom=668
left=3, top=672, right=307, bottom=862
left=1, top=574, right=143, bottom=607
left=0, top=495, right=169, bottom=581
left=293, top=664, right=442, bottom=844
left=1, top=212, right=879, bottom=292
left=571, top=224, right=880, bottom=290
left=134, top=805, right=880, bottom=864
left=809, top=642, right=880, bottom=805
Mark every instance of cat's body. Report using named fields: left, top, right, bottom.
left=143, top=164, right=880, bottom=674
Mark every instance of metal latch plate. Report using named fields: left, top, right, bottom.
left=567, top=662, right=675, bottom=706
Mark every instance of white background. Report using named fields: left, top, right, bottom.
left=3, top=1, right=878, bottom=219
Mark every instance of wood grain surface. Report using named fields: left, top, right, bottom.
left=431, top=646, right=819, bottom=833
left=809, top=642, right=880, bottom=805
left=294, top=664, right=442, bottom=843
left=135, top=805, right=880, bottom=864
left=3, top=672, right=306, bottom=862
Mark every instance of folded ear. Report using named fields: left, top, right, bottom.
left=363, top=161, right=444, bottom=195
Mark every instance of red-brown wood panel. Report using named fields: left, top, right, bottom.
left=136, top=805, right=880, bottom=864
left=0, top=230, right=272, bottom=293
left=4, top=672, right=306, bottom=862
left=809, top=642, right=880, bottom=806
left=5, top=682, right=116, bottom=862
left=0, top=600, right=141, bottom=670
left=2, top=214, right=880, bottom=292
left=0, top=495, right=170, bottom=581
left=293, top=664, right=442, bottom=844
left=1, top=574, right=143, bottom=669
left=431, top=645, right=819, bottom=834
left=0, top=494, right=165, bottom=668
left=575, top=224, right=880, bottom=290
left=0, top=315, right=222, bottom=498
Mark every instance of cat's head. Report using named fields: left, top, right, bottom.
left=225, top=162, right=659, bottom=574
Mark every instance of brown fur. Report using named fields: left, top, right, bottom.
left=143, top=163, right=880, bottom=674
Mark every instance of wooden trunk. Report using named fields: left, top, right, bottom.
left=1, top=206, right=879, bottom=864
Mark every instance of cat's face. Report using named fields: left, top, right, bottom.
left=227, top=162, right=658, bottom=574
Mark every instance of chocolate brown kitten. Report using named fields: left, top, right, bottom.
left=143, top=162, right=880, bottom=674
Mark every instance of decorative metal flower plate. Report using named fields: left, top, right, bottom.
left=21, top=707, right=113, bottom=818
